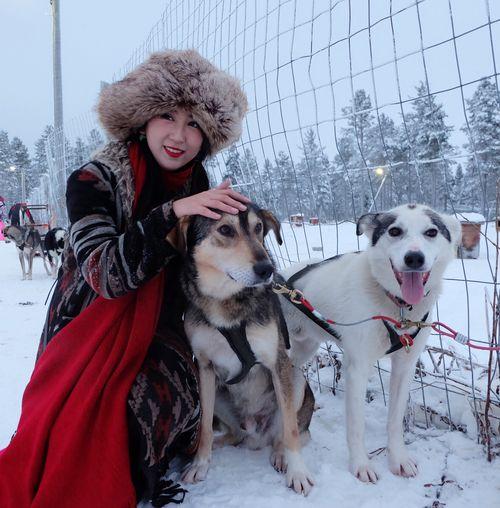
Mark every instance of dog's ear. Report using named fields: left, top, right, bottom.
left=166, top=216, right=191, bottom=255
left=356, top=213, right=377, bottom=236
left=259, top=209, right=283, bottom=245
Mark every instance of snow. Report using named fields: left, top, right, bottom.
left=1, top=224, right=500, bottom=507
left=455, top=212, right=487, bottom=224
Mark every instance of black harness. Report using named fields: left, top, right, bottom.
left=217, top=322, right=259, bottom=385
left=216, top=295, right=291, bottom=385
left=274, top=258, right=429, bottom=356
left=382, top=313, right=429, bottom=354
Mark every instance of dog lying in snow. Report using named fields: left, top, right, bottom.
left=279, top=204, right=461, bottom=482
left=177, top=204, right=315, bottom=495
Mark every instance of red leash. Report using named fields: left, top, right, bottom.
left=274, top=282, right=500, bottom=352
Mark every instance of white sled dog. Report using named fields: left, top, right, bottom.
left=279, top=204, right=461, bottom=482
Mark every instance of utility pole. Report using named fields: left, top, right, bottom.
left=50, top=0, right=66, bottom=225
left=51, top=0, right=63, bottom=132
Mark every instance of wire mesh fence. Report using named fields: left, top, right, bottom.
left=39, top=0, right=499, bottom=456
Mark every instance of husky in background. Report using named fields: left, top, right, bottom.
left=280, top=204, right=461, bottom=483
left=178, top=205, right=315, bottom=495
left=44, top=227, right=67, bottom=278
left=3, top=225, right=51, bottom=280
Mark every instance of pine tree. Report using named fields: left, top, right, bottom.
left=239, top=148, right=261, bottom=204
left=261, top=158, right=280, bottom=217
left=32, top=125, right=54, bottom=183
left=298, top=129, right=332, bottom=220
left=87, top=128, right=105, bottom=153
left=368, top=113, right=403, bottom=210
left=72, top=137, right=88, bottom=168
left=450, top=163, right=465, bottom=208
left=10, top=137, right=31, bottom=203
left=339, top=89, right=377, bottom=216
left=462, top=79, right=500, bottom=218
left=274, top=150, right=299, bottom=220
left=404, top=82, right=454, bottom=210
left=0, top=130, right=16, bottom=205
left=223, top=145, right=244, bottom=187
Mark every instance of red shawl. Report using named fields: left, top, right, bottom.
left=0, top=141, right=182, bottom=507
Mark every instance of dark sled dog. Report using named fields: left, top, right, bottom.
left=177, top=205, right=315, bottom=495
left=4, top=224, right=51, bottom=280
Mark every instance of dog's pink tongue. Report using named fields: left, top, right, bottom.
left=400, top=272, right=425, bottom=305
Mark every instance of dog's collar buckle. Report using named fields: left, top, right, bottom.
left=400, top=319, right=432, bottom=330
left=272, top=282, right=304, bottom=305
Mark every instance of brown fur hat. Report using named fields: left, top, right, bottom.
left=97, top=49, right=248, bottom=155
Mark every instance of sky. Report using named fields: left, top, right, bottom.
left=0, top=0, right=166, bottom=151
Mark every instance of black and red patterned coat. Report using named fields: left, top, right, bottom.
left=38, top=140, right=209, bottom=356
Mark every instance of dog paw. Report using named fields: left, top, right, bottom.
left=181, top=456, right=210, bottom=484
left=285, top=450, right=315, bottom=496
left=350, top=459, right=379, bottom=483
left=270, top=449, right=287, bottom=473
left=286, top=468, right=315, bottom=496
left=388, top=453, right=418, bottom=477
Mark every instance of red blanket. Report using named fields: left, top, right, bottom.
left=0, top=141, right=167, bottom=507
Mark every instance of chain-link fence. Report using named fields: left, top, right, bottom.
left=38, top=0, right=499, bottom=456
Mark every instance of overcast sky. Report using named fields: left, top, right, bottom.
left=1, top=0, right=498, bottom=159
left=0, top=0, right=166, bottom=150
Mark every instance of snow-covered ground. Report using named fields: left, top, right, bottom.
left=1, top=222, right=499, bottom=507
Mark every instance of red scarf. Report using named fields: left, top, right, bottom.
left=0, top=141, right=170, bottom=507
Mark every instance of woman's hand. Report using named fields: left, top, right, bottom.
left=172, top=179, right=251, bottom=220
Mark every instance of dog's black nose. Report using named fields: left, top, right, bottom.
left=253, top=261, right=273, bottom=280
left=404, top=251, right=425, bottom=269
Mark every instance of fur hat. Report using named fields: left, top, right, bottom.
left=97, top=49, right=248, bottom=155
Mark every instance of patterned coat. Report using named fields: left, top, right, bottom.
left=39, top=140, right=208, bottom=354
left=38, top=139, right=209, bottom=503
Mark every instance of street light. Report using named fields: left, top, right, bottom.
left=8, top=164, right=26, bottom=203
left=368, top=166, right=389, bottom=212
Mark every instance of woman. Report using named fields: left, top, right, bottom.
left=0, top=49, right=248, bottom=507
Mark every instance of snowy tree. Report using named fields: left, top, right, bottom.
left=223, top=145, right=245, bottom=186
left=239, top=148, right=262, bottom=204
left=32, top=125, right=54, bottom=188
left=450, top=163, right=465, bottom=208
left=334, top=134, right=358, bottom=219
left=0, top=130, right=16, bottom=205
left=72, top=137, right=88, bottom=169
left=10, top=137, right=31, bottom=203
left=368, top=113, right=405, bottom=210
left=260, top=158, right=280, bottom=216
left=338, top=89, right=378, bottom=217
left=298, top=129, right=333, bottom=220
left=404, top=82, right=454, bottom=210
left=273, top=150, right=300, bottom=220
left=462, top=79, right=500, bottom=218
left=87, top=128, right=105, bottom=153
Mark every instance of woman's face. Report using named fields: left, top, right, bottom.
left=145, top=108, right=204, bottom=171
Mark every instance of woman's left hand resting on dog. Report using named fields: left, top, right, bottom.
left=172, top=179, right=251, bottom=220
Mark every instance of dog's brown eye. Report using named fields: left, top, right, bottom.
left=218, top=224, right=234, bottom=237
left=255, top=223, right=263, bottom=234
left=424, top=228, right=438, bottom=238
left=388, top=227, right=402, bottom=237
